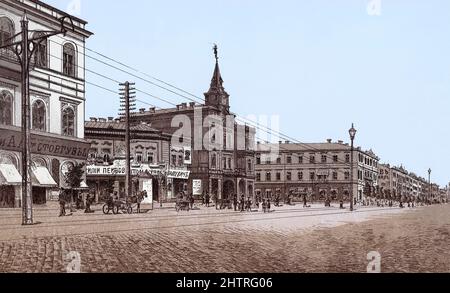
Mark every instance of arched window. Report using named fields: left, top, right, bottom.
left=32, top=100, right=46, bottom=131
left=211, top=153, right=217, bottom=169
left=63, top=43, right=76, bottom=77
left=0, top=90, right=13, bottom=125
left=0, top=17, right=14, bottom=47
left=33, top=32, right=47, bottom=68
left=62, top=107, right=75, bottom=136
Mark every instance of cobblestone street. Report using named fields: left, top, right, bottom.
left=0, top=203, right=449, bottom=273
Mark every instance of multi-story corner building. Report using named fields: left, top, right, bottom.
left=0, top=0, right=92, bottom=208
left=132, top=54, right=256, bottom=201
left=378, top=164, right=434, bottom=201
left=255, top=140, right=379, bottom=203
left=84, top=118, right=190, bottom=203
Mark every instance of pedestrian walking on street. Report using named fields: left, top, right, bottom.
left=59, top=189, right=66, bottom=217
left=233, top=194, right=238, bottom=211
left=189, top=194, right=195, bottom=210
left=246, top=196, right=252, bottom=212
left=84, top=194, right=94, bottom=213
left=303, top=194, right=308, bottom=208
left=136, top=191, right=144, bottom=214
left=240, top=194, right=245, bottom=212
left=205, top=192, right=210, bottom=207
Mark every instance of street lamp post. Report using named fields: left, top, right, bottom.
left=349, top=124, right=357, bottom=212
left=428, top=168, right=432, bottom=204
left=0, top=13, right=74, bottom=225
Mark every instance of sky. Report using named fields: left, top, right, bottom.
left=43, top=0, right=450, bottom=186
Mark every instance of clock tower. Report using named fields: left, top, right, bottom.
left=204, top=45, right=230, bottom=114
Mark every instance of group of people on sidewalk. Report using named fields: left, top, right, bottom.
left=58, top=188, right=95, bottom=217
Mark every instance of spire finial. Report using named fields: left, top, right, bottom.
left=213, top=43, right=218, bottom=62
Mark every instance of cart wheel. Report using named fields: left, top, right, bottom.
left=127, top=206, right=133, bottom=214
left=113, top=206, right=119, bottom=215
left=102, top=204, right=109, bottom=214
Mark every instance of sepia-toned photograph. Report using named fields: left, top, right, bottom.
left=0, top=0, right=449, bottom=284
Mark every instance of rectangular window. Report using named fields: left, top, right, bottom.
left=276, top=173, right=281, bottom=181
left=266, top=173, right=272, bottom=181
left=333, top=155, right=338, bottom=163
left=228, top=158, right=232, bottom=169
left=287, top=156, right=292, bottom=164
left=322, top=155, right=327, bottom=163
left=310, top=172, right=315, bottom=180
left=298, top=171, right=303, bottom=181
left=147, top=154, right=154, bottom=164
left=346, top=154, right=350, bottom=163
left=276, top=157, right=281, bottom=164
left=310, top=156, right=315, bottom=164
left=256, top=173, right=261, bottom=182
left=333, top=171, right=338, bottom=180
left=256, top=157, right=261, bottom=165
left=171, top=155, right=177, bottom=166
left=287, top=172, right=292, bottom=181
left=345, top=172, right=350, bottom=180
left=136, top=153, right=143, bottom=163
left=299, top=156, right=303, bottom=164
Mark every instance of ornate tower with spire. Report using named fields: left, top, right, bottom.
left=204, top=44, right=230, bottom=114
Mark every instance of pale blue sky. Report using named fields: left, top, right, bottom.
left=45, top=0, right=450, bottom=186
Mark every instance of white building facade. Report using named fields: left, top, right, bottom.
left=0, top=0, right=92, bottom=207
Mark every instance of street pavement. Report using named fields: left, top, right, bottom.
left=0, top=202, right=449, bottom=273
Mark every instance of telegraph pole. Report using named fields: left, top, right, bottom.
left=119, top=82, right=136, bottom=199
left=0, top=13, right=74, bottom=225
left=20, top=14, right=33, bottom=226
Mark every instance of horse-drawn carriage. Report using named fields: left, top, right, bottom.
left=175, top=199, right=191, bottom=212
left=103, top=195, right=141, bottom=215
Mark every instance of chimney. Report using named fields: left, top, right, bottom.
left=338, top=140, right=343, bottom=144
left=114, top=118, right=121, bottom=123
left=98, top=118, right=107, bottom=122
left=279, top=141, right=282, bottom=145
left=90, top=117, right=98, bottom=122
left=177, top=104, right=182, bottom=111
left=139, top=108, right=146, bottom=114
left=285, top=141, right=290, bottom=144
left=257, top=141, right=261, bottom=145
left=108, top=117, right=114, bottom=122
left=327, top=139, right=332, bottom=143
left=189, top=102, right=195, bottom=108
left=149, top=107, right=156, bottom=113
left=182, top=103, right=187, bottom=109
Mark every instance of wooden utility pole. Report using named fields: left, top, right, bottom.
left=119, top=82, right=136, bottom=199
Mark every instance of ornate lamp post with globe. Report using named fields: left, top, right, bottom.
left=349, top=124, right=357, bottom=212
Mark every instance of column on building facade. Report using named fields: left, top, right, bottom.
left=209, top=178, right=213, bottom=197
left=218, top=178, right=222, bottom=200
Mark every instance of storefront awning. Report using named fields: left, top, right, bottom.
left=0, top=164, right=22, bottom=186
left=32, top=167, right=57, bottom=188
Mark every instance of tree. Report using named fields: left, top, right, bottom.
left=64, top=163, right=85, bottom=211
left=65, top=163, right=85, bottom=189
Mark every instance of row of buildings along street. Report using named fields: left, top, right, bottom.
left=0, top=0, right=449, bottom=210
